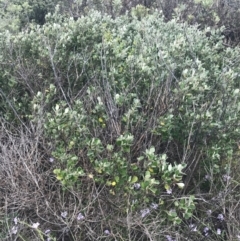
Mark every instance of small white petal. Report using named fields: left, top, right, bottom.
left=166, top=188, right=172, bottom=194
left=223, top=174, right=231, bottom=182
left=77, top=213, right=85, bottom=221
left=207, top=210, right=212, bottom=216
left=49, top=157, right=54, bottom=163
left=133, top=183, right=141, bottom=190
left=205, top=174, right=211, bottom=180
left=11, top=226, right=18, bottom=234
left=104, top=229, right=110, bottom=235
left=32, top=222, right=40, bottom=229
left=140, top=208, right=150, bottom=218
left=61, top=211, right=68, bottom=218
left=13, top=217, right=18, bottom=225
left=166, top=235, right=174, bottom=241
left=189, top=224, right=197, bottom=232
left=204, top=227, right=209, bottom=233
left=217, top=214, right=224, bottom=221
left=150, top=203, right=158, bottom=210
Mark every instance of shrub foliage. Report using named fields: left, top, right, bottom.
left=0, top=3, right=240, bottom=241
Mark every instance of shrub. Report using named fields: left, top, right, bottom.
left=1, top=6, right=240, bottom=240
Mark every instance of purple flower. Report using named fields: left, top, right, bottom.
left=140, top=208, right=150, bottom=218
left=49, top=157, right=54, bottom=163
left=45, top=229, right=51, bottom=235
left=166, top=235, right=176, bottom=241
left=150, top=203, right=158, bottom=210
left=204, top=227, right=209, bottom=236
left=77, top=213, right=85, bottom=221
left=204, top=227, right=209, bottom=233
left=61, top=211, right=68, bottom=218
left=223, top=174, right=231, bottom=182
left=166, top=235, right=172, bottom=241
left=217, top=213, right=224, bottom=221
left=104, top=229, right=110, bottom=235
left=133, top=183, right=141, bottom=190
left=166, top=188, right=172, bottom=194
left=11, top=226, right=18, bottom=235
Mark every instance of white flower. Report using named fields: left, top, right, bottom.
left=189, top=224, right=197, bottom=232
left=49, top=157, right=54, bottom=163
left=11, top=226, right=18, bottom=235
left=77, top=213, right=85, bottom=221
left=217, top=213, right=224, bottom=221
left=32, top=222, right=40, bottom=229
left=217, top=228, right=221, bottom=235
left=207, top=210, right=212, bottom=216
left=205, top=174, right=211, bottom=180
left=133, top=183, right=141, bottom=190
left=223, top=174, right=231, bottom=182
left=13, top=217, right=18, bottom=225
left=115, top=94, right=120, bottom=100
left=166, top=235, right=176, bottom=241
left=61, top=211, right=68, bottom=218
left=104, top=229, right=110, bottom=235
left=150, top=203, right=158, bottom=210
left=166, top=235, right=171, bottom=241
left=192, top=226, right=197, bottom=232
left=204, top=227, right=209, bottom=232
left=166, top=188, right=172, bottom=194
left=140, top=208, right=150, bottom=218
left=203, top=226, right=209, bottom=236
left=45, top=229, right=51, bottom=235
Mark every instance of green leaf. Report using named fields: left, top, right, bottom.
left=145, top=171, right=151, bottom=180
left=114, top=176, right=120, bottom=182
left=130, top=176, right=138, bottom=183
left=164, top=183, right=170, bottom=191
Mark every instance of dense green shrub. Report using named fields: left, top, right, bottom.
left=1, top=5, right=240, bottom=240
